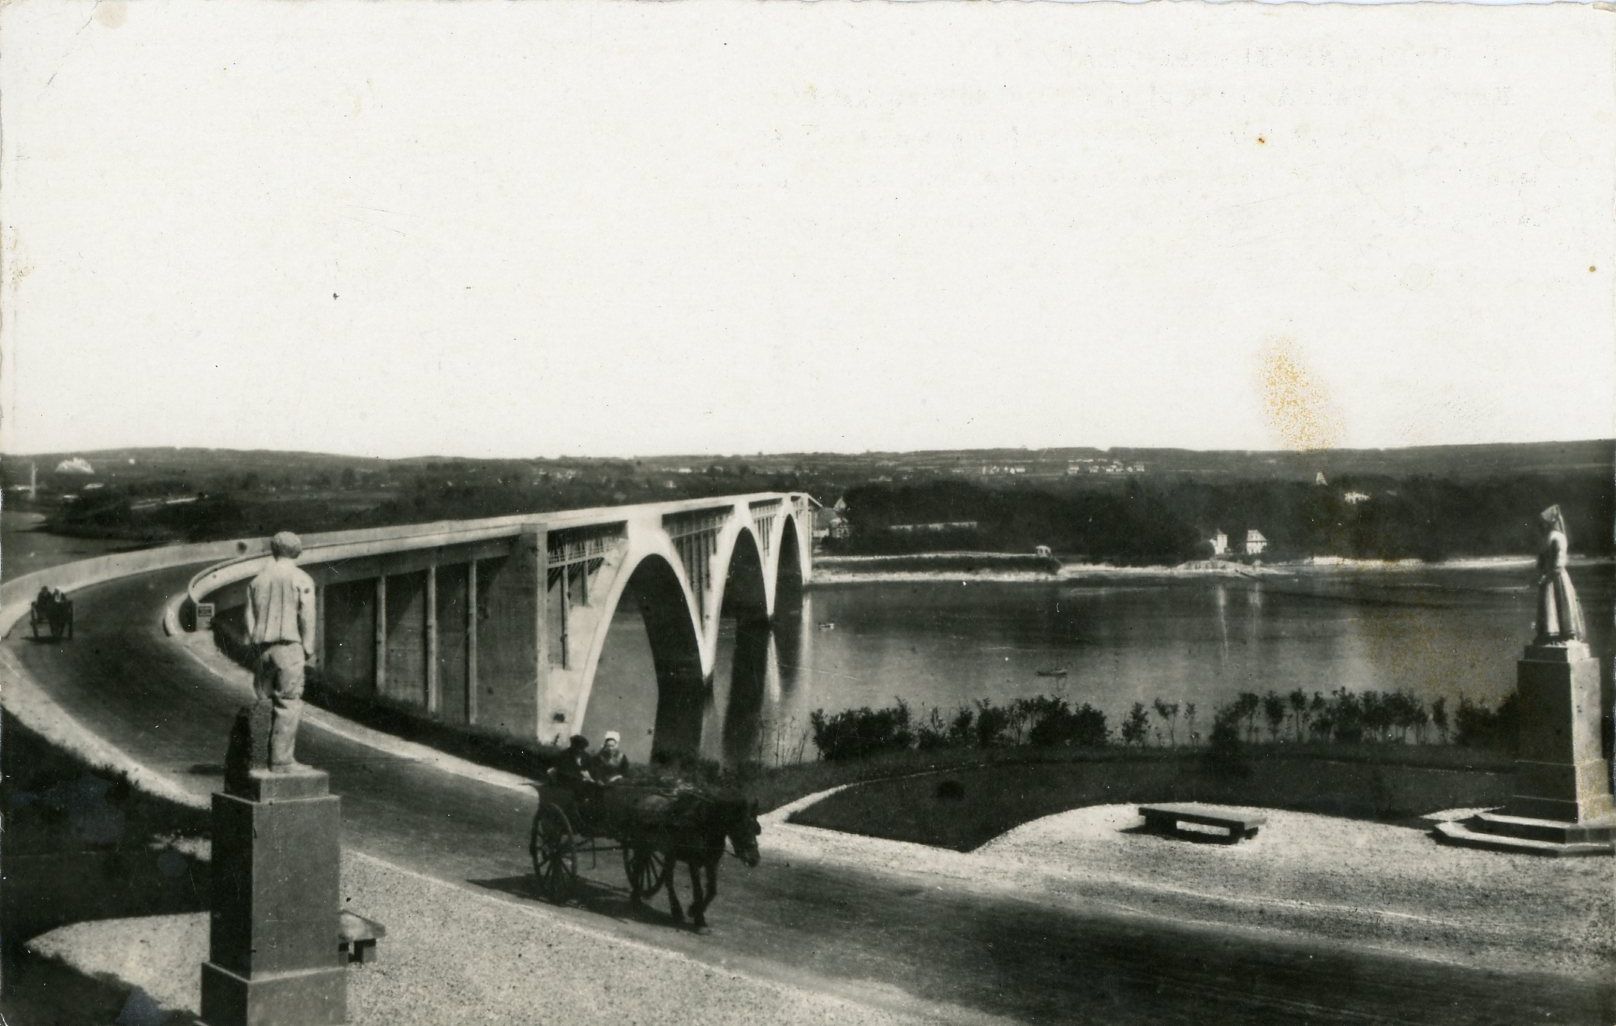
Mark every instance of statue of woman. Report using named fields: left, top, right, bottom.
left=1534, top=505, right=1586, bottom=645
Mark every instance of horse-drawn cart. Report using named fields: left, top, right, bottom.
left=29, top=594, right=73, bottom=640
left=529, top=784, right=673, bottom=903
left=529, top=781, right=762, bottom=928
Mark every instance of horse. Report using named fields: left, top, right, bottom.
left=629, top=793, right=761, bottom=930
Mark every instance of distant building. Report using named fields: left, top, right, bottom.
left=55, top=457, right=94, bottom=475
left=887, top=521, right=978, bottom=533
left=1343, top=491, right=1371, bottom=505
left=813, top=507, right=850, bottom=542
left=1244, top=529, right=1268, bottom=555
left=1315, top=471, right=1328, bottom=486
left=1207, top=529, right=1229, bottom=557
left=1034, top=545, right=1052, bottom=559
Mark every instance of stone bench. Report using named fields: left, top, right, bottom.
left=1138, top=803, right=1266, bottom=843
left=338, top=911, right=387, bottom=965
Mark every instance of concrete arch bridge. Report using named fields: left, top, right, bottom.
left=185, top=493, right=812, bottom=761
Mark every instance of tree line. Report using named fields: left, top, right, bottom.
left=829, top=471, right=1613, bottom=563
left=806, top=686, right=1529, bottom=763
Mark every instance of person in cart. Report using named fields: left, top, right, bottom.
left=591, top=730, right=629, bottom=783
left=549, top=734, right=601, bottom=826
left=553, top=734, right=596, bottom=786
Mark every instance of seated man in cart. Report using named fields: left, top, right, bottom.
left=548, top=734, right=601, bottom=826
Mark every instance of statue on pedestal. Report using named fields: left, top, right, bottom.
left=1533, top=505, right=1586, bottom=646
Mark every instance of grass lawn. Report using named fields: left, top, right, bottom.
left=786, top=746, right=1515, bottom=851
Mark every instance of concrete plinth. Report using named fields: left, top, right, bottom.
left=201, top=770, right=346, bottom=1026
left=201, top=961, right=346, bottom=1026
left=1435, top=643, right=1616, bottom=857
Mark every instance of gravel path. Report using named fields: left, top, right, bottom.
left=28, top=849, right=941, bottom=1026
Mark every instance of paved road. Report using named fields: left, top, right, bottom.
left=10, top=565, right=1614, bottom=1025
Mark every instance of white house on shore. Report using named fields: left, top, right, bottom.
left=1244, top=529, right=1268, bottom=555
left=1207, top=529, right=1229, bottom=557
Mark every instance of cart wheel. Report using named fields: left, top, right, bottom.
left=530, top=803, right=577, bottom=903
left=623, top=846, right=670, bottom=901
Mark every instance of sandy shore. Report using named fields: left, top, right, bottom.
left=806, top=552, right=1595, bottom=585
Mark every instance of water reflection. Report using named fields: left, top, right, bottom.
left=705, top=597, right=812, bottom=767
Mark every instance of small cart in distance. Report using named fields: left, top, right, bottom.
left=29, top=594, right=73, bottom=640
left=1138, top=803, right=1266, bottom=843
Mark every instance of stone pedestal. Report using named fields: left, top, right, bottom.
left=1435, top=643, right=1616, bottom=856
left=200, top=767, right=346, bottom=1026
left=1505, top=643, right=1615, bottom=823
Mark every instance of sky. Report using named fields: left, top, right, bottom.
left=1, top=2, right=1612, bottom=460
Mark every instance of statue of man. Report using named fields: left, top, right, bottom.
left=245, top=531, right=317, bottom=771
left=1534, top=505, right=1586, bottom=645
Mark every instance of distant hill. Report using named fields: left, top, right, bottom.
left=6, top=438, right=1610, bottom=482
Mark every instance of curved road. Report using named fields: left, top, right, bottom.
left=10, top=565, right=1613, bottom=1025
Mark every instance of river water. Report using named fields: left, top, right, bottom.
left=589, top=561, right=1615, bottom=767
left=0, top=511, right=150, bottom=581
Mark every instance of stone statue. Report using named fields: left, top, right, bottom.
left=1533, top=505, right=1585, bottom=646
left=244, top=531, right=317, bottom=771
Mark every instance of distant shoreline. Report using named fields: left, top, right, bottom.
left=806, top=551, right=1596, bottom=586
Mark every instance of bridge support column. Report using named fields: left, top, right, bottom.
left=425, top=565, right=439, bottom=714
left=382, top=570, right=430, bottom=708
left=475, top=527, right=548, bottom=740
left=373, top=578, right=387, bottom=696
left=467, top=560, right=479, bottom=725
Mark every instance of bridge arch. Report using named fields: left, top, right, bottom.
left=773, top=513, right=806, bottom=614
left=714, top=524, right=769, bottom=625
left=575, top=549, right=705, bottom=761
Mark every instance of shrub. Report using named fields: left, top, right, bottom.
left=1262, top=691, right=1287, bottom=742
left=974, top=700, right=1012, bottom=748
left=809, top=700, right=915, bottom=762
left=1232, top=692, right=1262, bottom=743
left=1012, top=695, right=1068, bottom=745
left=1152, top=698, right=1180, bottom=745
left=1120, top=702, right=1150, bottom=747
left=948, top=706, right=975, bottom=746
left=915, top=706, right=952, bottom=751
left=1454, top=692, right=1520, bottom=754
left=1026, top=699, right=1109, bottom=748
left=1205, top=704, right=1251, bottom=778
left=1330, top=689, right=1365, bottom=744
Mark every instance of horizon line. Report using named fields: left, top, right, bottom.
left=4, top=436, right=1612, bottom=465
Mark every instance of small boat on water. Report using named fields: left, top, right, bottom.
left=817, top=622, right=837, bottom=631
left=1035, top=667, right=1069, bottom=678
